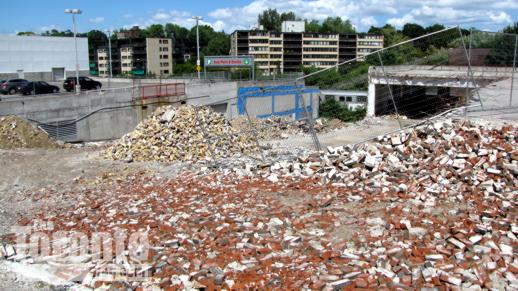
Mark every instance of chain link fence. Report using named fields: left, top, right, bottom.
left=18, top=27, right=518, bottom=161
left=295, top=26, right=518, bottom=149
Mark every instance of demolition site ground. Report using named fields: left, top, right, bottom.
left=0, top=113, right=516, bottom=290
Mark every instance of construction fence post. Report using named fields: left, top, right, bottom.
left=458, top=27, right=484, bottom=110
left=376, top=51, right=402, bottom=129
left=465, top=28, right=473, bottom=116
left=296, top=81, right=321, bottom=152
left=509, top=34, right=517, bottom=107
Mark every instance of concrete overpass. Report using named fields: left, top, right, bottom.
left=367, top=65, right=515, bottom=117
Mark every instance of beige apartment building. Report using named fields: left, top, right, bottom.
left=357, top=34, right=384, bottom=59
left=231, top=21, right=383, bottom=75
left=146, top=38, right=173, bottom=76
left=96, top=37, right=173, bottom=77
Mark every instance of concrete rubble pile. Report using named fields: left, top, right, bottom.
left=232, top=116, right=345, bottom=140
left=104, top=105, right=257, bottom=162
left=0, top=116, right=59, bottom=150
left=1, top=118, right=516, bottom=290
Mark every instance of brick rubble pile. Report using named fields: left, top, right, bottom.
left=104, top=105, right=257, bottom=162
left=1, top=118, right=517, bottom=290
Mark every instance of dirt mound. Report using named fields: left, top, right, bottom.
left=0, top=116, right=59, bottom=150
left=104, top=105, right=257, bottom=162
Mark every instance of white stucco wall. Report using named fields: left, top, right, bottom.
left=0, top=35, right=88, bottom=73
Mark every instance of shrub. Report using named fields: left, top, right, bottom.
left=319, top=99, right=366, bottom=122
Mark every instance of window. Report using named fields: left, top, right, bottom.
left=159, top=39, right=169, bottom=44
left=357, top=96, right=367, bottom=103
left=346, top=96, right=352, bottom=102
left=303, top=47, right=337, bottom=52
left=162, top=70, right=169, bottom=74
left=303, top=54, right=337, bottom=59
left=160, top=55, right=169, bottom=59
left=339, top=96, right=345, bottom=102
left=303, top=40, right=337, bottom=46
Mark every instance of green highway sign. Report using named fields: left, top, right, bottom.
left=204, top=56, right=254, bottom=68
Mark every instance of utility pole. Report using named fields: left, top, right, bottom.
left=192, top=16, right=203, bottom=79
left=65, top=9, right=82, bottom=94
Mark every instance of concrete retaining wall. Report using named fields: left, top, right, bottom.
left=0, top=79, right=318, bottom=142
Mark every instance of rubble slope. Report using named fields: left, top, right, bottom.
left=104, top=105, right=257, bottom=162
left=0, top=116, right=59, bottom=150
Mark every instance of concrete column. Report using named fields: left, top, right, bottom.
left=367, top=82, right=376, bottom=116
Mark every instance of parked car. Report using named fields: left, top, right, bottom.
left=63, top=77, right=102, bottom=92
left=0, top=79, right=29, bottom=95
left=20, top=81, right=59, bottom=95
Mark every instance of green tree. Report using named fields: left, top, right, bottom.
left=87, top=30, right=107, bottom=45
left=174, top=59, right=196, bottom=74
left=17, top=31, right=36, bottom=36
left=305, top=19, right=321, bottom=32
left=321, top=17, right=355, bottom=34
left=280, top=12, right=297, bottom=22
left=165, top=23, right=192, bottom=63
left=402, top=23, right=425, bottom=39
left=319, top=99, right=366, bottom=122
left=368, top=24, right=401, bottom=47
left=258, top=9, right=281, bottom=31
left=143, top=24, right=165, bottom=38
left=503, top=22, right=518, bottom=34
left=425, top=24, right=445, bottom=34
left=42, top=29, right=74, bottom=37
left=204, top=32, right=230, bottom=56
left=485, top=34, right=516, bottom=65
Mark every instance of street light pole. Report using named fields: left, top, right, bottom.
left=65, top=9, right=82, bottom=94
left=105, top=29, right=113, bottom=79
left=192, top=16, right=203, bottom=79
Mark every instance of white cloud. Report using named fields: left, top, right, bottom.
left=89, top=17, right=105, bottom=24
left=125, top=1, right=516, bottom=34
left=206, top=0, right=517, bottom=32
left=361, top=16, right=378, bottom=28
left=123, top=14, right=133, bottom=19
left=489, top=12, right=512, bottom=24
left=152, top=12, right=170, bottom=21
left=212, top=20, right=226, bottom=32
left=387, top=6, right=513, bottom=29
left=128, top=9, right=230, bottom=32
left=209, top=8, right=233, bottom=19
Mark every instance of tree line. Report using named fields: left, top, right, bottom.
left=15, top=9, right=517, bottom=75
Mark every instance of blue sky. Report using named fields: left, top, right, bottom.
left=1, top=0, right=516, bottom=35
